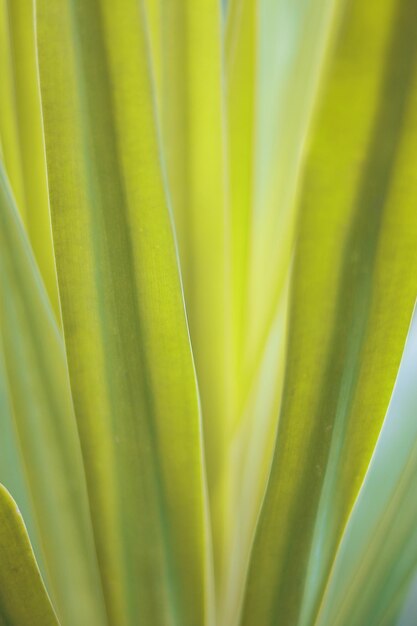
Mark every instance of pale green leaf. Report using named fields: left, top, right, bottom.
left=0, top=339, right=42, bottom=572
left=152, top=0, right=230, bottom=596
left=397, top=573, right=417, bottom=626
left=242, top=0, right=417, bottom=624
left=36, top=1, right=211, bottom=624
left=0, top=163, right=107, bottom=625
left=315, top=310, right=417, bottom=626
left=221, top=0, right=343, bottom=622
left=245, top=0, right=342, bottom=378
left=0, top=483, right=58, bottom=626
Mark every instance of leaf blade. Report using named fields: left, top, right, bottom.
left=0, top=163, right=107, bottom=626
left=315, top=310, right=417, bottom=626
left=0, top=0, right=59, bottom=314
left=36, top=1, right=210, bottom=624
left=154, top=0, right=230, bottom=599
left=0, top=483, right=58, bottom=626
left=241, top=1, right=417, bottom=624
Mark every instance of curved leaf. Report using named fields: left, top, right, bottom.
left=0, top=339, right=41, bottom=572
left=242, top=0, right=417, bottom=624
left=0, top=483, right=58, bottom=626
left=315, top=309, right=417, bottom=626
left=0, top=164, right=107, bottom=625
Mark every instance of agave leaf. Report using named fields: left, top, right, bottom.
left=0, top=484, right=58, bottom=626
left=315, top=310, right=417, bottom=626
left=0, top=0, right=58, bottom=314
left=36, top=1, right=210, bottom=624
left=0, top=164, right=107, bottom=625
left=241, top=0, right=417, bottom=624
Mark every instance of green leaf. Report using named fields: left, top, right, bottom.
left=142, top=0, right=162, bottom=114
left=0, top=483, right=58, bottom=626
left=244, top=0, right=341, bottom=378
left=152, top=0, right=230, bottom=594
left=0, top=338, right=42, bottom=572
left=315, top=310, right=417, bottom=626
left=0, top=0, right=59, bottom=315
left=397, top=574, right=417, bottom=626
left=0, top=163, right=107, bottom=625
left=225, top=0, right=256, bottom=383
left=221, top=0, right=343, bottom=622
left=0, top=0, right=26, bottom=222
left=241, top=0, right=417, bottom=624
left=36, top=1, right=211, bottom=624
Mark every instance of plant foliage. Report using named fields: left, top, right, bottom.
left=0, top=0, right=417, bottom=625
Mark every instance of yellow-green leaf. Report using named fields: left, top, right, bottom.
left=36, top=1, right=211, bottom=624
left=0, top=163, right=107, bottom=626
left=242, top=0, right=417, bottom=624
left=153, top=0, right=230, bottom=595
left=0, top=483, right=58, bottom=626
left=221, top=0, right=343, bottom=622
left=0, top=0, right=26, bottom=221
left=0, top=340, right=42, bottom=572
left=315, top=310, right=417, bottom=626
left=0, top=0, right=59, bottom=315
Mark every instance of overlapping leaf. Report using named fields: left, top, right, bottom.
left=0, top=339, right=41, bottom=571
left=315, top=310, right=417, bottom=626
left=0, top=164, right=106, bottom=625
left=0, top=484, right=57, bottom=626
left=221, top=0, right=343, bottom=622
left=36, top=1, right=210, bottom=624
left=242, top=1, right=417, bottom=625
left=0, top=0, right=58, bottom=314
left=148, top=1, right=230, bottom=596
left=0, top=2, right=416, bottom=626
